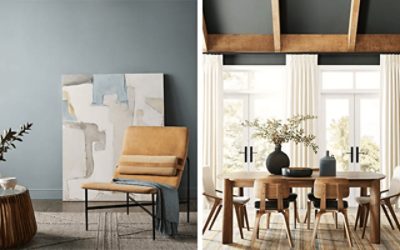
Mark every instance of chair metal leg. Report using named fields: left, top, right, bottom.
left=126, top=193, right=129, bottom=215
left=186, top=158, right=190, bottom=223
left=85, top=189, right=88, bottom=231
left=152, top=193, right=156, bottom=240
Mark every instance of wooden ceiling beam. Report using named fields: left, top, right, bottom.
left=206, top=34, right=400, bottom=53
left=203, top=15, right=208, bottom=52
left=348, top=0, right=361, bottom=51
left=271, top=0, right=281, bottom=52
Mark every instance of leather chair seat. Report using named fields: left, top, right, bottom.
left=308, top=193, right=349, bottom=209
left=255, top=193, right=297, bottom=210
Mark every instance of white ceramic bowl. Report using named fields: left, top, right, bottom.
left=0, top=177, right=17, bottom=190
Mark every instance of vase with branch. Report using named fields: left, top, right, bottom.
left=0, top=123, right=33, bottom=180
left=242, top=115, right=318, bottom=175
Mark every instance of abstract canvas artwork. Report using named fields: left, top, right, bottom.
left=62, top=74, right=164, bottom=201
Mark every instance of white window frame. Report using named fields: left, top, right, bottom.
left=220, top=65, right=288, bottom=178
left=318, top=65, right=381, bottom=166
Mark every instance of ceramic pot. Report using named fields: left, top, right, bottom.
left=266, top=144, right=290, bottom=175
left=320, top=150, right=336, bottom=176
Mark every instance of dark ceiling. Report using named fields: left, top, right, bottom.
left=204, top=0, right=400, bottom=34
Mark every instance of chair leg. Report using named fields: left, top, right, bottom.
left=311, top=211, right=322, bottom=248
left=202, top=200, right=220, bottom=234
left=243, top=205, right=250, bottom=231
left=334, top=211, right=338, bottom=229
left=266, top=212, right=271, bottom=229
left=152, top=193, right=156, bottom=240
left=251, top=211, right=262, bottom=247
left=382, top=204, right=395, bottom=230
left=303, top=201, right=308, bottom=223
left=208, top=204, right=222, bottom=231
left=293, top=201, right=297, bottom=229
left=234, top=204, right=244, bottom=239
left=354, top=205, right=361, bottom=231
left=362, top=206, right=370, bottom=239
left=282, top=210, right=293, bottom=248
left=342, top=210, right=353, bottom=247
left=306, top=201, right=311, bottom=230
left=126, top=193, right=129, bottom=215
left=385, top=199, right=400, bottom=231
left=85, top=189, right=88, bottom=231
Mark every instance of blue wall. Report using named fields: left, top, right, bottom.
left=0, top=0, right=197, bottom=199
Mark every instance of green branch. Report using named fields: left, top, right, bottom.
left=0, top=123, right=33, bottom=162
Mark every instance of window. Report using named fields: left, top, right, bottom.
left=319, top=66, right=381, bottom=173
left=221, top=66, right=287, bottom=175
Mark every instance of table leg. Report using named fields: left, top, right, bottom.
left=359, top=187, right=367, bottom=227
left=222, top=179, right=234, bottom=244
left=369, top=180, right=381, bottom=244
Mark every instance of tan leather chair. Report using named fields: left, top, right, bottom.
left=81, top=126, right=189, bottom=240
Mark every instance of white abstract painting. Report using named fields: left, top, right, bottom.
left=62, top=74, right=164, bottom=201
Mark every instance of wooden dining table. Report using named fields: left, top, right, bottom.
left=222, top=171, right=385, bottom=245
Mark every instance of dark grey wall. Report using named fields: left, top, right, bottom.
left=205, top=0, right=400, bottom=65
left=0, top=0, right=197, bottom=199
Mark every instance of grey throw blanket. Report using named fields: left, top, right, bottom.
left=112, top=178, right=179, bottom=236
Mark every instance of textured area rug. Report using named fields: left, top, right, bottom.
left=21, top=212, right=197, bottom=250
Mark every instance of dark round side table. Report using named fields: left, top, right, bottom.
left=0, top=185, right=37, bottom=248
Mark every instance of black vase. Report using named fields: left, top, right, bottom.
left=266, top=144, right=290, bottom=175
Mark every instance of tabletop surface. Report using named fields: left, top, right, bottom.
left=0, top=185, right=26, bottom=198
left=222, top=171, right=386, bottom=181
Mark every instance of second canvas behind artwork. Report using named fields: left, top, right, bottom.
left=62, top=73, right=164, bottom=201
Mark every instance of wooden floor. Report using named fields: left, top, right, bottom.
left=202, top=208, right=400, bottom=250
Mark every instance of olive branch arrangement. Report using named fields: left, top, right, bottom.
left=242, top=115, right=319, bottom=154
left=0, top=123, right=33, bottom=162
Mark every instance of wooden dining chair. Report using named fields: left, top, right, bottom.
left=304, top=189, right=339, bottom=230
left=202, top=166, right=250, bottom=238
left=251, top=177, right=295, bottom=248
left=355, top=166, right=400, bottom=239
left=311, top=178, right=352, bottom=248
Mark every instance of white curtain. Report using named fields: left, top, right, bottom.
left=381, top=54, right=400, bottom=190
left=202, top=55, right=223, bottom=191
left=287, top=54, right=319, bottom=208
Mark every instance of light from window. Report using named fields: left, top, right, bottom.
left=355, top=71, right=380, bottom=89
left=322, top=71, right=353, bottom=89
left=223, top=71, right=248, bottom=90
left=252, top=69, right=285, bottom=92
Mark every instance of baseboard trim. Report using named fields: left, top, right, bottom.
left=29, top=189, right=62, bottom=199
